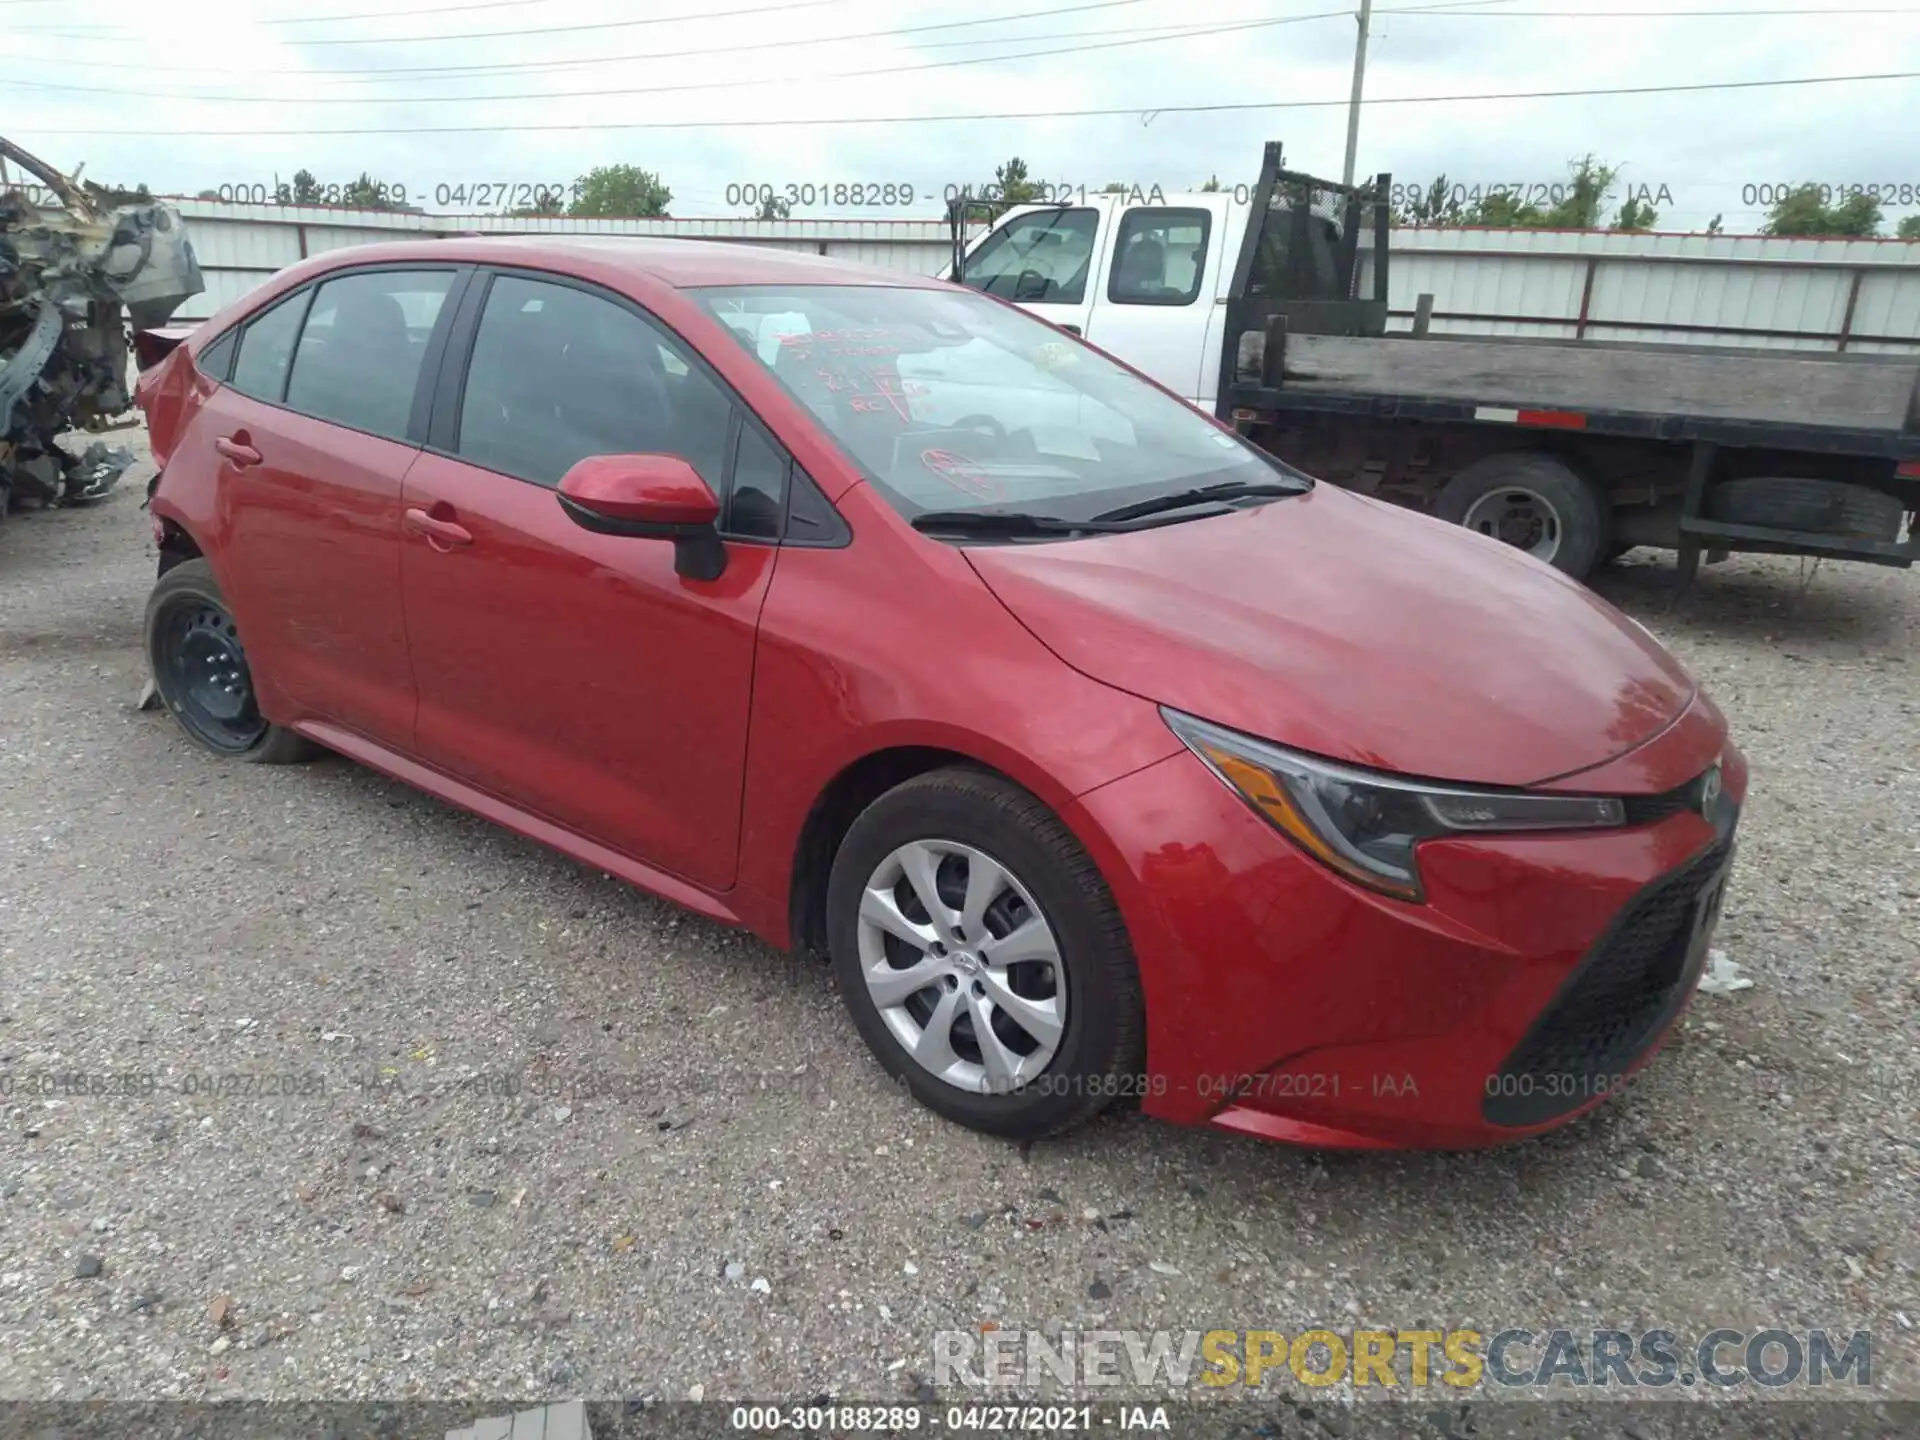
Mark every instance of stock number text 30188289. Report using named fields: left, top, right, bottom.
left=727, top=182, right=916, bottom=208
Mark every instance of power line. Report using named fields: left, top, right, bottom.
left=2, top=1, right=1889, bottom=80
left=1397, top=5, right=1920, bottom=12
left=196, top=22, right=1276, bottom=85
left=0, top=6, right=1318, bottom=82
left=0, top=0, right=1336, bottom=82
left=20, top=68, right=1915, bottom=138
left=4, top=9, right=1364, bottom=104
left=3, top=0, right=559, bottom=21
left=3, top=0, right=1149, bottom=44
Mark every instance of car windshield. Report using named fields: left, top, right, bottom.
left=692, top=283, right=1305, bottom=527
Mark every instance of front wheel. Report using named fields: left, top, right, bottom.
left=826, top=768, right=1145, bottom=1140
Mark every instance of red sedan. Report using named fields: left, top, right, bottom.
left=136, top=238, right=1743, bottom=1149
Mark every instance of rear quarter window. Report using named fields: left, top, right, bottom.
left=229, top=290, right=310, bottom=403
left=196, top=328, right=237, bottom=383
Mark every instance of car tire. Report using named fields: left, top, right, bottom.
left=145, top=558, right=316, bottom=764
left=1435, top=451, right=1611, bottom=579
left=1705, top=477, right=1906, bottom=540
left=826, top=767, right=1146, bottom=1141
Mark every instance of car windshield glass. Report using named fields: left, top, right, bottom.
left=692, top=283, right=1305, bottom=526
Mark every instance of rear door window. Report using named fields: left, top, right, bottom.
left=284, top=270, right=454, bottom=441
left=961, top=209, right=1098, bottom=305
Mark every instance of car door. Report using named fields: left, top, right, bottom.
left=398, top=270, right=780, bottom=891
left=961, top=206, right=1105, bottom=337
left=1083, top=206, right=1218, bottom=405
left=198, top=265, right=463, bottom=748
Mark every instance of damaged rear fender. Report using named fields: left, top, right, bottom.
left=135, top=333, right=218, bottom=471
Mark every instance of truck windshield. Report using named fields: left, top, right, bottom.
left=957, top=208, right=1097, bottom=304
left=694, top=283, right=1304, bottom=526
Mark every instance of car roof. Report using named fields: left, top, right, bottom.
left=318, top=235, right=951, bottom=291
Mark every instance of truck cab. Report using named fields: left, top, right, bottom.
left=953, top=147, right=1919, bottom=585
left=956, top=187, right=1355, bottom=412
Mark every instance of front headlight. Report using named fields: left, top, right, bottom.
left=1163, top=709, right=1625, bottom=901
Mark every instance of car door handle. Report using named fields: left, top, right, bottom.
left=1059, top=323, right=1083, bottom=335
left=403, top=507, right=473, bottom=549
left=213, top=435, right=262, bottom=467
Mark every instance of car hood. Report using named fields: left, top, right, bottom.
left=963, top=486, right=1697, bottom=787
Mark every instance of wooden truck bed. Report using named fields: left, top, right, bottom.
left=1273, top=333, right=1920, bottom=439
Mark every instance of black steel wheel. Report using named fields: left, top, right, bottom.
left=145, top=559, right=315, bottom=763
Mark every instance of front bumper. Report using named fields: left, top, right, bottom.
left=1065, top=737, right=1746, bottom=1149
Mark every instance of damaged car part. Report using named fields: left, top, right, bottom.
left=1, top=135, right=202, bottom=510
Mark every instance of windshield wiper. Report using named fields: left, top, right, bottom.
left=1089, top=479, right=1308, bottom=525
left=910, top=509, right=1131, bottom=537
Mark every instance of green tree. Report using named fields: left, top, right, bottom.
left=1408, top=156, right=1658, bottom=233
left=507, top=190, right=566, bottom=218
left=195, top=188, right=221, bottom=201
left=341, top=172, right=402, bottom=210
left=1098, top=180, right=1130, bottom=194
left=1762, top=184, right=1881, bottom=238
left=1393, top=175, right=1466, bottom=227
left=993, top=157, right=1043, bottom=205
left=1534, top=155, right=1618, bottom=228
left=1899, top=214, right=1920, bottom=240
left=1705, top=213, right=1725, bottom=237
left=274, top=169, right=323, bottom=205
left=754, top=193, right=791, bottom=220
left=1460, top=190, right=1547, bottom=227
left=1613, top=195, right=1659, bottom=232
left=568, top=164, right=673, bottom=218
left=1198, top=174, right=1223, bottom=192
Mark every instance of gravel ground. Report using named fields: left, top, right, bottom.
left=0, top=432, right=1914, bottom=1420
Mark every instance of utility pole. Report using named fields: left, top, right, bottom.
left=1342, top=0, right=1374, bottom=186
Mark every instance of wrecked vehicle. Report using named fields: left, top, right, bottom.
left=1, top=136, right=202, bottom=511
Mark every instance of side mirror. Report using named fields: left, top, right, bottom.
left=557, top=454, right=726, bottom=582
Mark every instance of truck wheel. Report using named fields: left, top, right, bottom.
left=1435, top=452, right=1611, bottom=579
left=1706, top=478, right=1905, bottom=540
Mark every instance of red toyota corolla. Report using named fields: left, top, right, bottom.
left=136, top=238, right=1744, bottom=1149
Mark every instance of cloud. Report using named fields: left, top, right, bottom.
left=8, top=0, right=1919, bottom=231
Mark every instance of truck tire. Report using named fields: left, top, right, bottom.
left=1435, top=452, right=1611, bottom=579
left=1705, top=478, right=1905, bottom=540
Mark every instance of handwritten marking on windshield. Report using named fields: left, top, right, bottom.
left=921, top=449, right=1004, bottom=502
left=810, top=365, right=926, bottom=423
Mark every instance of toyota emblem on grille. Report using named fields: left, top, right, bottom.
left=1699, top=765, right=1723, bottom=821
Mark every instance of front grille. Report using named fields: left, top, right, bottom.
left=1621, top=767, right=1713, bottom=826
left=1621, top=785, right=1691, bottom=826
left=1483, top=837, right=1732, bottom=1128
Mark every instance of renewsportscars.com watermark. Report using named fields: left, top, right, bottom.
left=933, top=1327, right=1874, bottom=1391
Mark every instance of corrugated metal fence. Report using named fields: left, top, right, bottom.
left=1372, top=228, right=1920, bottom=355
left=173, top=202, right=955, bottom=321
left=172, top=200, right=1920, bottom=355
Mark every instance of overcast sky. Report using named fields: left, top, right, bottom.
left=6, top=0, right=1919, bottom=232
